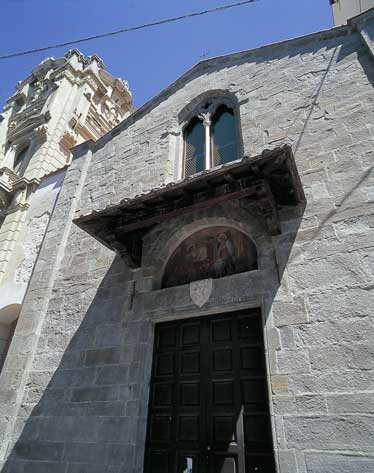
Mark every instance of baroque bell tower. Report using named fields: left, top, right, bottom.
left=0, top=49, right=134, bottom=368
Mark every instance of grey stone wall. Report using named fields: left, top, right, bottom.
left=0, top=15, right=374, bottom=473
left=77, top=26, right=373, bottom=221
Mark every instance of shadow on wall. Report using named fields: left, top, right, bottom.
left=290, top=40, right=374, bottom=158
left=0, top=199, right=305, bottom=473
left=0, top=320, right=19, bottom=374
left=1, top=254, right=148, bottom=472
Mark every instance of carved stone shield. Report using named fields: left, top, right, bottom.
left=190, top=278, right=212, bottom=307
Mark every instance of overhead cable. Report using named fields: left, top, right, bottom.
left=0, top=0, right=259, bottom=61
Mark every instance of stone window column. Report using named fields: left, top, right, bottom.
left=202, top=114, right=212, bottom=171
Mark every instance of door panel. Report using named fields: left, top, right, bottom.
left=144, top=310, right=275, bottom=473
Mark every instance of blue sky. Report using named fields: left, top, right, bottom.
left=0, top=0, right=334, bottom=109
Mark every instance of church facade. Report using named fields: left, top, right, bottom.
left=0, top=8, right=374, bottom=473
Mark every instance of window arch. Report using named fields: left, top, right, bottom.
left=211, top=105, right=237, bottom=167
left=183, top=99, right=239, bottom=178
left=184, top=116, right=205, bottom=177
left=14, top=145, right=29, bottom=175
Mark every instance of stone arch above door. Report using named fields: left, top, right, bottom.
left=143, top=208, right=272, bottom=291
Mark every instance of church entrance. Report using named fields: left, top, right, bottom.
left=144, top=310, right=276, bottom=473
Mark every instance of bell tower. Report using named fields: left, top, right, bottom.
left=330, top=0, right=374, bottom=25
left=0, top=49, right=134, bottom=369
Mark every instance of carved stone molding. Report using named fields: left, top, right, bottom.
left=178, top=91, right=240, bottom=128
left=59, top=132, right=77, bottom=159
left=0, top=166, right=39, bottom=215
left=0, top=167, right=18, bottom=191
left=33, top=125, right=48, bottom=145
left=9, top=187, right=29, bottom=212
left=7, top=112, right=51, bottom=144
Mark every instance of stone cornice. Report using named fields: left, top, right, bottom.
left=0, top=166, right=40, bottom=214
left=62, top=64, right=109, bottom=97
left=7, top=113, right=50, bottom=144
left=64, top=49, right=105, bottom=69
left=62, top=64, right=132, bottom=109
left=0, top=169, right=15, bottom=194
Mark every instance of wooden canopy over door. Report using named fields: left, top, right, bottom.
left=144, top=310, right=275, bottom=473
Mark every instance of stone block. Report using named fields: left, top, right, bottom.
left=39, top=417, right=100, bottom=443
left=94, top=323, right=122, bottom=348
left=31, top=352, right=64, bottom=372
left=279, top=326, right=296, bottom=349
left=273, top=396, right=296, bottom=414
left=277, top=349, right=310, bottom=374
left=64, top=442, right=107, bottom=464
left=290, top=251, right=369, bottom=293
left=59, top=351, right=85, bottom=369
left=327, top=392, right=374, bottom=414
left=51, top=368, right=97, bottom=388
left=334, top=215, right=371, bottom=238
left=294, top=317, right=374, bottom=347
left=272, top=415, right=286, bottom=450
left=107, top=466, right=133, bottom=473
left=21, top=461, right=67, bottom=473
left=95, top=365, right=129, bottom=385
left=98, top=417, right=134, bottom=443
left=71, top=386, right=119, bottom=403
left=284, top=415, right=374, bottom=450
left=84, top=348, right=120, bottom=366
left=128, top=363, right=144, bottom=383
left=0, top=388, right=18, bottom=405
left=309, top=344, right=374, bottom=371
left=278, top=450, right=298, bottom=473
left=13, top=441, right=64, bottom=461
left=307, top=287, right=374, bottom=321
left=295, top=450, right=308, bottom=473
left=272, top=299, right=309, bottom=327
left=296, top=394, right=327, bottom=413
left=68, top=328, right=96, bottom=350
left=289, top=370, right=374, bottom=394
left=271, top=375, right=289, bottom=395
left=83, top=401, right=124, bottom=417
left=67, top=463, right=104, bottom=473
left=266, top=327, right=281, bottom=352
left=331, top=202, right=373, bottom=224
left=106, top=443, right=135, bottom=466
left=305, top=452, right=374, bottom=473
left=11, top=417, right=41, bottom=442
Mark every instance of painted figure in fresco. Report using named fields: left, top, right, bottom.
left=196, top=242, right=212, bottom=279
left=214, top=231, right=236, bottom=277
